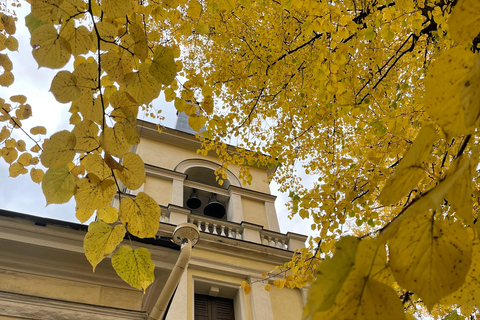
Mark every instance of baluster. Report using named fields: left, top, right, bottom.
left=195, top=220, right=201, bottom=231
left=236, top=229, right=242, bottom=239
left=262, top=236, right=268, bottom=245
left=280, top=239, right=286, bottom=249
left=225, top=227, right=231, bottom=238
left=212, top=224, right=218, bottom=235
left=220, top=225, right=226, bottom=236
left=205, top=222, right=210, bottom=233
left=268, top=237, right=273, bottom=247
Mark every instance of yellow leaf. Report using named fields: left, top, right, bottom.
left=378, top=125, right=437, bottom=205
left=30, top=144, right=41, bottom=153
left=202, top=95, right=214, bottom=115
left=111, top=245, right=155, bottom=292
left=84, top=153, right=112, bottom=180
left=446, top=153, right=477, bottom=225
left=317, top=277, right=404, bottom=320
left=40, top=130, right=76, bottom=169
left=264, top=283, right=271, bottom=291
left=101, top=0, right=133, bottom=19
left=119, top=192, right=160, bottom=238
left=31, top=24, right=71, bottom=69
left=73, top=61, right=98, bottom=91
left=124, top=64, right=161, bottom=105
left=440, top=244, right=480, bottom=315
left=1, top=14, right=16, bottom=35
left=15, top=140, right=26, bottom=152
left=149, top=46, right=177, bottom=86
left=130, top=23, right=148, bottom=62
left=5, top=36, right=18, bottom=51
left=448, top=0, right=480, bottom=45
left=75, top=173, right=116, bottom=210
left=102, top=50, right=134, bottom=84
left=425, top=47, right=480, bottom=136
left=84, top=220, right=126, bottom=271
left=30, top=167, right=44, bottom=184
left=76, top=208, right=95, bottom=223
left=2, top=147, right=17, bottom=164
left=187, top=0, right=202, bottom=19
left=50, top=71, right=81, bottom=103
left=188, top=114, right=207, bottom=132
left=17, top=152, right=32, bottom=166
left=78, top=94, right=103, bottom=124
left=0, top=70, right=14, bottom=87
left=31, top=0, right=64, bottom=23
left=10, top=95, right=26, bottom=104
left=69, top=112, right=81, bottom=125
left=115, top=153, right=145, bottom=190
left=15, top=104, right=32, bottom=120
left=243, top=283, right=251, bottom=295
left=389, top=212, right=472, bottom=309
left=61, top=23, right=92, bottom=57
left=41, top=166, right=76, bottom=205
left=103, top=123, right=130, bottom=158
left=97, top=206, right=119, bottom=223
left=0, top=53, right=13, bottom=71
left=9, top=162, right=27, bottom=177
left=109, top=90, right=138, bottom=124
left=30, top=126, right=47, bottom=135
left=72, top=120, right=100, bottom=152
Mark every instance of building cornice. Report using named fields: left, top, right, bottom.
left=0, top=291, right=147, bottom=320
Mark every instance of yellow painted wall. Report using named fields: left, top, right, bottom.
left=192, top=248, right=276, bottom=271
left=269, top=286, right=304, bottom=320
left=241, top=198, right=268, bottom=228
left=0, top=269, right=143, bottom=310
left=144, top=176, right=172, bottom=206
left=137, top=138, right=271, bottom=194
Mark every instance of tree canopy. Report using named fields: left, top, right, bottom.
left=1, top=0, right=480, bottom=318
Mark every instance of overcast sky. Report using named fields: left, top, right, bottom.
left=0, top=3, right=314, bottom=239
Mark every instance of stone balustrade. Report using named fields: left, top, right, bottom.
left=260, top=230, right=288, bottom=250
left=160, top=204, right=308, bottom=251
left=188, top=214, right=243, bottom=240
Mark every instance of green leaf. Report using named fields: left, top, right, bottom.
left=42, top=166, right=76, bottom=205
left=306, top=236, right=359, bottom=314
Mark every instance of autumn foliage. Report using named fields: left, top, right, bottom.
left=1, top=0, right=480, bottom=318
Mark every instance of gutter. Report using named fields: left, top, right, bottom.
left=148, top=223, right=199, bottom=320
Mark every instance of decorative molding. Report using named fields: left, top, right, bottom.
left=175, top=158, right=241, bottom=187
left=0, top=291, right=147, bottom=320
left=229, top=185, right=276, bottom=202
left=184, top=180, right=229, bottom=197
left=145, top=164, right=186, bottom=181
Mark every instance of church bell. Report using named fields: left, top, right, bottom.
left=203, top=194, right=226, bottom=219
left=186, top=189, right=202, bottom=209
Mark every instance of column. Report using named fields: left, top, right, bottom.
left=249, top=277, right=274, bottom=320
left=165, top=270, right=188, bottom=320
left=171, top=178, right=184, bottom=206
left=264, top=201, right=280, bottom=232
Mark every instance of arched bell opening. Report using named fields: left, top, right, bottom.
left=183, top=187, right=228, bottom=220
left=183, top=166, right=230, bottom=220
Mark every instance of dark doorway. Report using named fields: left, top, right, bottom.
left=194, top=294, right=235, bottom=320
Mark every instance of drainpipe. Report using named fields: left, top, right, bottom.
left=148, top=223, right=199, bottom=320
